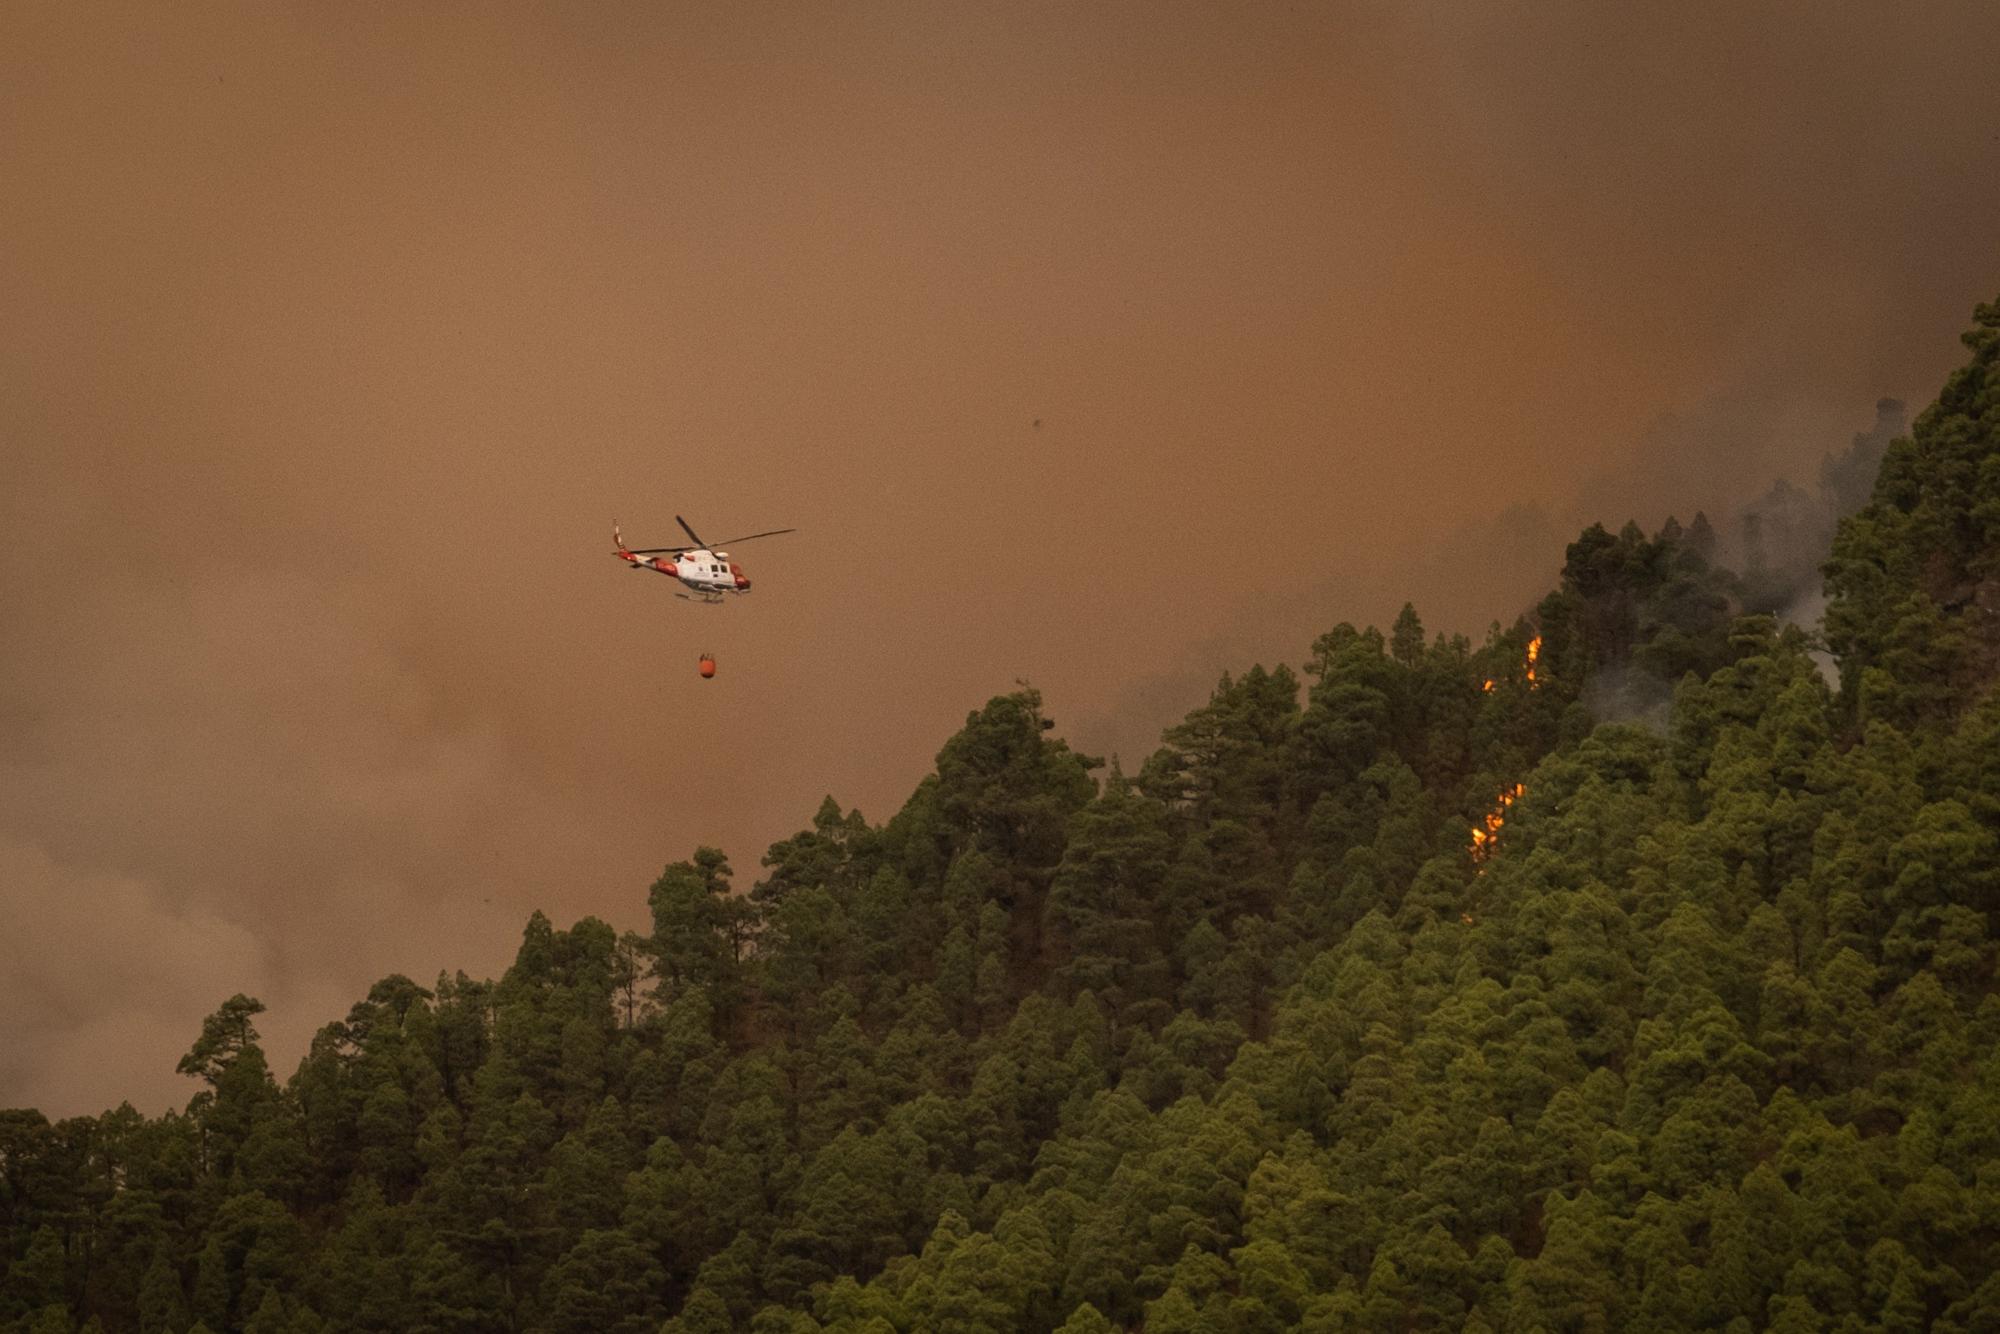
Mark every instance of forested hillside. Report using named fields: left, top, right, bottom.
left=5, top=298, right=2000, bottom=1334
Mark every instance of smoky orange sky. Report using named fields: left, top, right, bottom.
left=4, top=3, right=1998, bottom=1118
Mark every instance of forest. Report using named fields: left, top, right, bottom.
left=4, top=296, right=1999, bottom=1333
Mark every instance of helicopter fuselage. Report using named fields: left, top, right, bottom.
left=618, top=546, right=751, bottom=595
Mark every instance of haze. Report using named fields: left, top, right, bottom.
left=5, top=3, right=1998, bottom=1118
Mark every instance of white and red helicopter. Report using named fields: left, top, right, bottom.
left=613, top=514, right=797, bottom=603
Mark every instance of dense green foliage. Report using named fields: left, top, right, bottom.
left=1826, top=298, right=2000, bottom=731
left=6, top=300, right=2000, bottom=1333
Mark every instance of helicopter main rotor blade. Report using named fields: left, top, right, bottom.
left=708, top=528, right=798, bottom=547
left=628, top=519, right=793, bottom=554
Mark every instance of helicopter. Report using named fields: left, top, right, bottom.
left=613, top=515, right=797, bottom=603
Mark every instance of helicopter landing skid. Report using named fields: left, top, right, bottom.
left=676, top=592, right=726, bottom=605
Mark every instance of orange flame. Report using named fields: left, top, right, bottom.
left=1482, top=635, right=1543, bottom=694
left=1469, top=782, right=1527, bottom=862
